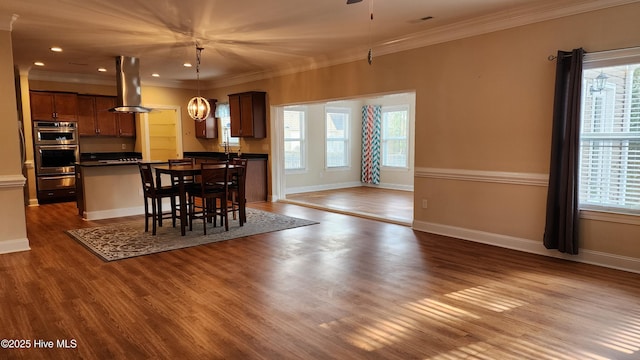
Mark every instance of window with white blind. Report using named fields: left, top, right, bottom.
left=325, top=107, right=350, bottom=168
left=215, top=103, right=239, bottom=146
left=284, top=106, right=306, bottom=171
left=579, top=54, right=640, bottom=214
left=381, top=105, right=409, bottom=168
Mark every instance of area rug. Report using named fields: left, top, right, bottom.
left=66, top=208, right=318, bottom=261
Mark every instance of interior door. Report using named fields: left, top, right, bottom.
left=147, top=108, right=180, bottom=161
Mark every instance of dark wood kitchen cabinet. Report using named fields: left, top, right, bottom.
left=30, top=91, right=78, bottom=121
left=77, top=95, right=135, bottom=137
left=228, top=91, right=266, bottom=138
left=195, top=99, right=217, bottom=139
left=117, top=112, right=136, bottom=137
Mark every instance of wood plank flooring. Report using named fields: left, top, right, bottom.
left=2, top=201, right=640, bottom=359
left=285, top=187, right=413, bottom=225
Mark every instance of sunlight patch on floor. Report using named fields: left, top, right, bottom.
left=444, top=285, right=528, bottom=312
left=319, top=297, right=479, bottom=351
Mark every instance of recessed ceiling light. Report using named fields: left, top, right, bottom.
left=183, top=63, right=192, bottom=67
left=50, top=46, right=63, bottom=52
left=34, top=61, right=45, bottom=66
left=97, top=67, right=107, bottom=72
left=152, top=73, right=160, bottom=77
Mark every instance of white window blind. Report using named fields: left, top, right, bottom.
left=579, top=58, right=640, bottom=214
left=215, top=103, right=239, bottom=145
left=325, top=107, right=349, bottom=168
left=284, top=106, right=306, bottom=170
left=381, top=105, right=409, bottom=168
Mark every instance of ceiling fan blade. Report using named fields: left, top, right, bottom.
left=347, top=0, right=363, bottom=4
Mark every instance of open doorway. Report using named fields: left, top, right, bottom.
left=138, top=106, right=183, bottom=161
left=272, top=92, right=415, bottom=225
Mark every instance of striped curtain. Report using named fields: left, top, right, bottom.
left=361, top=105, right=381, bottom=184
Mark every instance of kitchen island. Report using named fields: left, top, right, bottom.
left=75, top=160, right=166, bottom=220
left=76, top=152, right=268, bottom=220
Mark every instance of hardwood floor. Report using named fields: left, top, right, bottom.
left=2, top=201, right=640, bottom=359
left=284, top=187, right=413, bottom=225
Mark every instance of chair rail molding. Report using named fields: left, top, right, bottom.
left=0, top=174, right=27, bottom=188
left=415, top=167, right=549, bottom=187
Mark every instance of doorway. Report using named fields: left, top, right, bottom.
left=271, top=92, right=415, bottom=225
left=139, top=106, right=183, bottom=161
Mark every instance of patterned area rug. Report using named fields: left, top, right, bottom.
left=66, top=208, right=318, bottom=261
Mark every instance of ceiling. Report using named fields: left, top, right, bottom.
left=0, top=0, right=631, bottom=87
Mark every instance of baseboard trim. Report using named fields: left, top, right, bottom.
left=286, top=181, right=363, bottom=195
left=0, top=238, right=31, bottom=254
left=363, top=183, right=414, bottom=192
left=412, top=220, right=640, bottom=274
left=83, top=206, right=145, bottom=221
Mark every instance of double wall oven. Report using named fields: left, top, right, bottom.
left=34, top=121, right=79, bottom=202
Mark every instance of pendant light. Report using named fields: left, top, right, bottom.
left=187, top=45, right=211, bottom=121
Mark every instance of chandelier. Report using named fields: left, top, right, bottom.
left=187, top=45, right=211, bottom=121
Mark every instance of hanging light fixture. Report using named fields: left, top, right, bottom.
left=187, top=45, right=211, bottom=121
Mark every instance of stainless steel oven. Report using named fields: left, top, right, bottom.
left=34, top=121, right=77, bottom=145
left=35, top=145, right=79, bottom=175
left=33, top=121, right=79, bottom=202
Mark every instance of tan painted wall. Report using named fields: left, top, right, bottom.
left=205, top=3, right=640, bottom=261
left=5, top=3, right=640, bottom=263
left=0, top=29, right=28, bottom=249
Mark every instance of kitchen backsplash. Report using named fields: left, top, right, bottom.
left=79, top=137, right=135, bottom=153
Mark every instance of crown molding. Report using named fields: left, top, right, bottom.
left=23, top=0, right=640, bottom=90
left=209, top=0, right=640, bottom=89
left=27, top=69, right=191, bottom=89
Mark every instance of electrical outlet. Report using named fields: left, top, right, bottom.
left=422, top=199, right=428, bottom=209
left=121, top=144, right=126, bottom=150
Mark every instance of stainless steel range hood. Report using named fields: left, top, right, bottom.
left=109, top=56, right=151, bottom=113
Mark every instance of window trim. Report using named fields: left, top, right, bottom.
left=381, top=104, right=410, bottom=169
left=324, top=106, right=350, bottom=169
left=578, top=49, right=640, bottom=217
left=284, top=106, right=307, bottom=172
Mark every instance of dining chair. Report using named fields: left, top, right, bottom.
left=189, top=162, right=229, bottom=234
left=168, top=158, right=196, bottom=217
left=229, top=158, right=248, bottom=226
left=138, top=163, right=180, bottom=235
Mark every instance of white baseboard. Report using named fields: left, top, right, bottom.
left=413, top=220, right=640, bottom=274
left=83, top=206, right=145, bottom=221
left=363, top=183, right=414, bottom=191
left=287, top=181, right=413, bottom=194
left=0, top=238, right=31, bottom=254
left=286, top=181, right=362, bottom=195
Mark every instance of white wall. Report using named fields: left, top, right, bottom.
left=285, top=92, right=415, bottom=194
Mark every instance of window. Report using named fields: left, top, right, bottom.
left=284, top=106, right=306, bottom=170
left=579, top=58, right=640, bottom=214
left=215, top=103, right=239, bottom=146
left=381, top=105, right=409, bottom=168
left=325, top=107, right=350, bottom=168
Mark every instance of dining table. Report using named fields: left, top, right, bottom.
left=154, top=163, right=244, bottom=236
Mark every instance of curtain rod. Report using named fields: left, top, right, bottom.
left=548, top=45, right=640, bottom=61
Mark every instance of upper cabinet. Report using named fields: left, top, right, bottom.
left=195, top=99, right=218, bottom=139
left=117, top=112, right=136, bottom=137
left=228, top=91, right=266, bottom=138
left=77, top=95, right=135, bottom=138
left=30, top=91, right=78, bottom=121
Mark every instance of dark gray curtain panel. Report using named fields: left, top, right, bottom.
left=543, top=48, right=584, bottom=255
